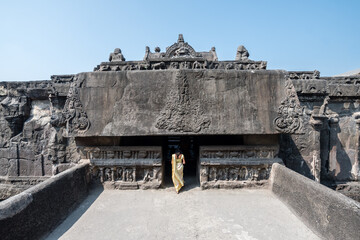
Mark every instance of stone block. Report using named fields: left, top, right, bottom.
left=19, top=159, right=34, bottom=176
left=0, top=158, right=10, bottom=176
left=18, top=147, right=35, bottom=160
left=8, top=159, right=18, bottom=176
left=33, top=155, right=43, bottom=176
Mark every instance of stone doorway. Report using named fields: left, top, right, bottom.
left=163, top=136, right=200, bottom=188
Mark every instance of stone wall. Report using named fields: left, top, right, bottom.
left=0, top=77, right=74, bottom=180
left=0, top=163, right=90, bottom=240
left=0, top=63, right=359, bottom=201
left=280, top=75, right=360, bottom=188
left=270, top=163, right=360, bottom=240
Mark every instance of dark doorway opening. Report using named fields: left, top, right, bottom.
left=163, top=136, right=199, bottom=188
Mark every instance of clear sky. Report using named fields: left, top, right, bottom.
left=0, top=0, right=359, bottom=81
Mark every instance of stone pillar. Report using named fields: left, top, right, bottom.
left=111, top=167, right=116, bottom=182
left=328, top=116, right=339, bottom=179
left=309, top=113, right=327, bottom=182
left=353, top=112, right=360, bottom=181
left=99, top=167, right=104, bottom=183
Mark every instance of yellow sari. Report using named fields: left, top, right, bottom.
left=171, top=154, right=184, bottom=193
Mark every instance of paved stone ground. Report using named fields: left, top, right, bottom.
left=45, top=183, right=320, bottom=240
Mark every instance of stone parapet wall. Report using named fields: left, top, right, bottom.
left=0, top=163, right=90, bottom=240
left=199, top=145, right=283, bottom=189
left=82, top=146, right=163, bottom=189
left=270, top=163, right=360, bottom=240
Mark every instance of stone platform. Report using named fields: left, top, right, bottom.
left=45, top=186, right=319, bottom=240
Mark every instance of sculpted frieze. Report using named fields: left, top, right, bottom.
left=88, top=146, right=162, bottom=189
left=156, top=71, right=211, bottom=133
left=274, top=79, right=304, bottom=134
left=199, top=145, right=282, bottom=189
left=62, top=77, right=90, bottom=136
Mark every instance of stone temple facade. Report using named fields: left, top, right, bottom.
left=0, top=34, right=359, bottom=199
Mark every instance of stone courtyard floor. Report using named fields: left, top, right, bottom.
left=45, top=183, right=320, bottom=240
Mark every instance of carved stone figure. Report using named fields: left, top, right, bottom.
left=229, top=168, right=239, bottom=181
left=274, top=80, right=304, bottom=133
left=143, top=168, right=153, bottom=182
left=62, top=78, right=90, bottom=135
left=124, top=168, right=134, bottom=182
left=209, top=167, right=217, bottom=181
left=210, top=47, right=218, bottom=61
left=235, top=45, right=249, bottom=61
left=104, top=168, right=111, bottom=181
left=117, top=168, right=123, bottom=181
left=192, top=61, right=203, bottom=69
left=109, top=48, right=125, bottom=62
left=155, top=71, right=211, bottom=133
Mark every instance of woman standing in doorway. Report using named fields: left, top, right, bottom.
left=171, top=149, right=185, bottom=193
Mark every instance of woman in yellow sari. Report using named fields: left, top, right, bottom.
left=171, top=149, right=185, bottom=193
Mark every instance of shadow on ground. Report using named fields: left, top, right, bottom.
left=43, top=185, right=104, bottom=240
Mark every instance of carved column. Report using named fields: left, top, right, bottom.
left=353, top=112, right=360, bottom=181
left=328, top=116, right=339, bottom=179
left=111, top=167, right=116, bottom=182
left=99, top=167, right=104, bottom=183
left=309, top=113, right=327, bottom=182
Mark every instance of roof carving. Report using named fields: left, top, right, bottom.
left=94, top=34, right=267, bottom=71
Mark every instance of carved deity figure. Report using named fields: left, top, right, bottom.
left=109, top=48, right=125, bottom=62
left=174, top=46, right=190, bottom=57
left=235, top=45, right=249, bottom=61
left=210, top=47, right=218, bottom=61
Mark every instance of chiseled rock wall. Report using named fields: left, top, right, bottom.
left=280, top=76, right=360, bottom=186
left=0, top=78, right=76, bottom=200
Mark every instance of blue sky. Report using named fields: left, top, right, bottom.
left=0, top=0, right=359, bottom=80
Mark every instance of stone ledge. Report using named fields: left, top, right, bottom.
left=270, top=163, right=360, bottom=240
left=0, top=163, right=90, bottom=240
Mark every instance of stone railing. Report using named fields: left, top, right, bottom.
left=0, top=163, right=90, bottom=240
left=270, top=163, right=360, bottom=240
left=81, top=146, right=162, bottom=190
left=199, top=145, right=283, bottom=189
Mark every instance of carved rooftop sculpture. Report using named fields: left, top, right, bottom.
left=95, top=34, right=267, bottom=71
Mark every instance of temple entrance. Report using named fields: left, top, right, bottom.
left=163, top=136, right=199, bottom=187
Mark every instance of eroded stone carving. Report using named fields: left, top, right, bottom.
left=289, top=70, right=320, bottom=80
left=62, top=77, right=90, bottom=135
left=109, top=48, right=125, bottom=62
left=165, top=34, right=197, bottom=58
left=95, top=34, right=267, bottom=71
left=235, top=45, right=249, bottom=61
left=156, top=71, right=210, bottom=133
left=85, top=146, right=162, bottom=189
left=200, top=146, right=282, bottom=189
left=274, top=79, right=304, bottom=134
